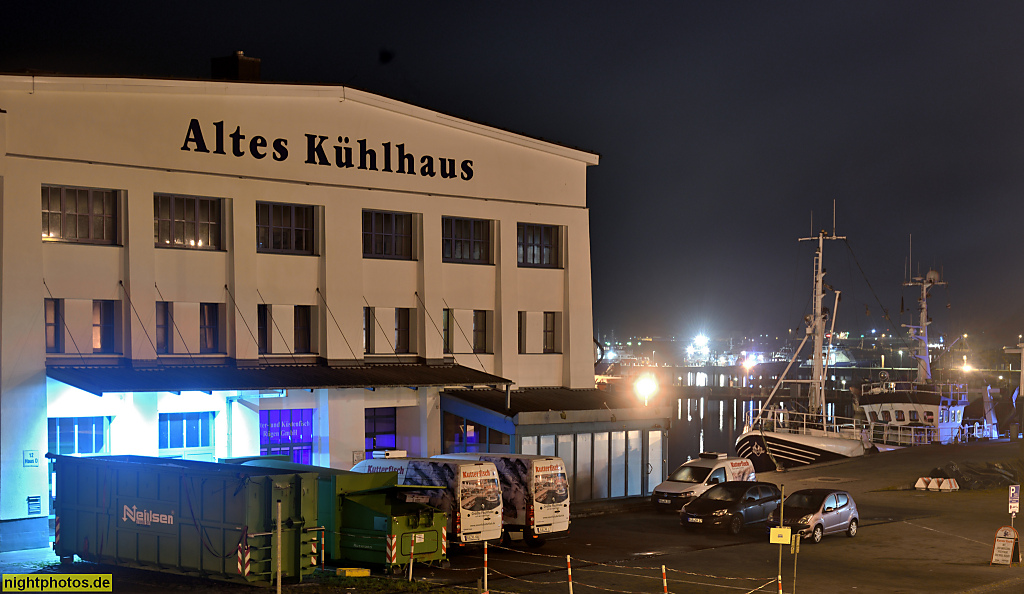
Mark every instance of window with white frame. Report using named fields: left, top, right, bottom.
left=42, top=185, right=118, bottom=244
left=48, top=417, right=109, bottom=455
left=158, top=412, right=215, bottom=460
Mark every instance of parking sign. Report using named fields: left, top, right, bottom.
left=1010, top=485, right=1020, bottom=515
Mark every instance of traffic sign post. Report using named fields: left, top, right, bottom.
left=1010, top=485, right=1020, bottom=532
left=991, top=526, right=1020, bottom=566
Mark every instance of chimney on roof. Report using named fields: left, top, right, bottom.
left=211, top=51, right=261, bottom=81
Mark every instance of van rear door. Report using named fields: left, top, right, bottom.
left=532, top=459, right=570, bottom=534
left=457, top=463, right=502, bottom=542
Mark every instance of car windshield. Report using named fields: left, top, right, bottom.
left=784, top=491, right=825, bottom=510
left=667, top=465, right=712, bottom=483
left=701, top=483, right=746, bottom=502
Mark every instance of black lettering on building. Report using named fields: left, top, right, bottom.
left=461, top=159, right=474, bottom=181
left=229, top=126, right=246, bottom=157
left=272, top=138, right=288, bottom=162
left=381, top=142, right=392, bottom=172
left=358, top=139, right=377, bottom=171
left=335, top=137, right=354, bottom=168
left=250, top=136, right=267, bottom=159
left=213, top=121, right=226, bottom=155
left=181, top=119, right=210, bottom=153
left=419, top=155, right=436, bottom=177
left=305, top=134, right=330, bottom=165
left=439, top=158, right=457, bottom=179
left=397, top=143, right=415, bottom=174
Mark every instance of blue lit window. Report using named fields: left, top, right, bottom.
left=260, top=409, right=314, bottom=465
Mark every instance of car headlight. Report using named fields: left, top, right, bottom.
left=799, top=514, right=812, bottom=524
left=712, top=509, right=729, bottom=516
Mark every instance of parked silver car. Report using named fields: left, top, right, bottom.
left=768, top=488, right=858, bottom=543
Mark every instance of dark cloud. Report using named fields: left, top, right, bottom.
left=4, top=1, right=1024, bottom=347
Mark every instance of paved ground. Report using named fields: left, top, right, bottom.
left=3, top=439, right=1024, bottom=593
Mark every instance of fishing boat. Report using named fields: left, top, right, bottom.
left=857, top=269, right=968, bottom=449
left=735, top=231, right=967, bottom=472
left=735, top=229, right=872, bottom=472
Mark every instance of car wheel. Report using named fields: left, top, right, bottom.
left=846, top=519, right=858, bottom=538
left=727, top=514, right=744, bottom=535
left=811, top=524, right=824, bottom=544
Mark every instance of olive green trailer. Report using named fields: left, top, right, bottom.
left=48, top=454, right=319, bottom=587
left=238, top=458, right=448, bottom=572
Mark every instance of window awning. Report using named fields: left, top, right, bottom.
left=47, top=362, right=512, bottom=397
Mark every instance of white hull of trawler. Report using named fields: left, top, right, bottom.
left=735, top=425, right=870, bottom=473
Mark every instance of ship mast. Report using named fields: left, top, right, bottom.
left=799, top=229, right=845, bottom=418
left=903, top=269, right=944, bottom=384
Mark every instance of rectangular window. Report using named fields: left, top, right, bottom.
left=543, top=312, right=557, bottom=353
left=442, top=308, right=453, bottom=354
left=365, top=407, right=397, bottom=453
left=200, top=303, right=219, bottom=353
left=442, top=217, right=490, bottom=264
left=473, top=310, right=488, bottom=354
left=517, top=223, right=559, bottom=268
left=159, top=412, right=214, bottom=460
left=363, top=307, right=374, bottom=354
left=294, top=305, right=312, bottom=353
left=154, top=194, right=222, bottom=249
left=518, top=311, right=526, bottom=354
left=362, top=210, right=413, bottom=259
left=395, top=308, right=411, bottom=354
left=42, top=185, right=117, bottom=244
left=256, top=202, right=315, bottom=254
left=48, top=417, right=108, bottom=455
left=260, top=409, right=314, bottom=464
left=156, top=302, right=171, bottom=354
left=258, top=304, right=269, bottom=354
left=45, top=299, right=63, bottom=353
left=92, top=300, right=119, bottom=353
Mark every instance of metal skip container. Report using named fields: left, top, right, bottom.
left=237, top=458, right=448, bottom=573
left=335, top=471, right=448, bottom=573
left=48, top=454, right=319, bottom=587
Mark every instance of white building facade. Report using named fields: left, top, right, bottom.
left=0, top=74, right=598, bottom=550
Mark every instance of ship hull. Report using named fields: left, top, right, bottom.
left=735, top=429, right=869, bottom=473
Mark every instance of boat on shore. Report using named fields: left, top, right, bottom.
left=735, top=229, right=871, bottom=472
left=856, top=269, right=968, bottom=449
left=734, top=231, right=966, bottom=472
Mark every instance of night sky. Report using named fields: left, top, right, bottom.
left=5, top=2, right=1024, bottom=349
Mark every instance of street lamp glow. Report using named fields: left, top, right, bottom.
left=742, top=358, right=756, bottom=371
left=634, top=375, right=658, bottom=406
left=694, top=334, right=709, bottom=348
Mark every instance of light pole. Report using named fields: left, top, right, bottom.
left=634, top=375, right=658, bottom=406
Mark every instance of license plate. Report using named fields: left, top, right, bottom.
left=688, top=517, right=702, bottom=523
left=658, top=499, right=672, bottom=504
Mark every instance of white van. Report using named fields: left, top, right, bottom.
left=435, top=454, right=569, bottom=547
left=350, top=457, right=503, bottom=545
left=651, top=452, right=755, bottom=512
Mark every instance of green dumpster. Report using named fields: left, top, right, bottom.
left=238, top=458, right=448, bottom=572
left=48, top=454, right=319, bottom=587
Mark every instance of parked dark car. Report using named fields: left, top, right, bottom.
left=768, top=488, right=859, bottom=543
left=680, top=481, right=781, bottom=535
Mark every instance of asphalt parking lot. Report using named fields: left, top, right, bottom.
left=3, top=440, right=1024, bottom=593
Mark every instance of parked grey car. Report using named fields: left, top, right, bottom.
left=768, top=488, right=859, bottom=543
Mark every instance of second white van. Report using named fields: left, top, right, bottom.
left=435, top=453, right=569, bottom=547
